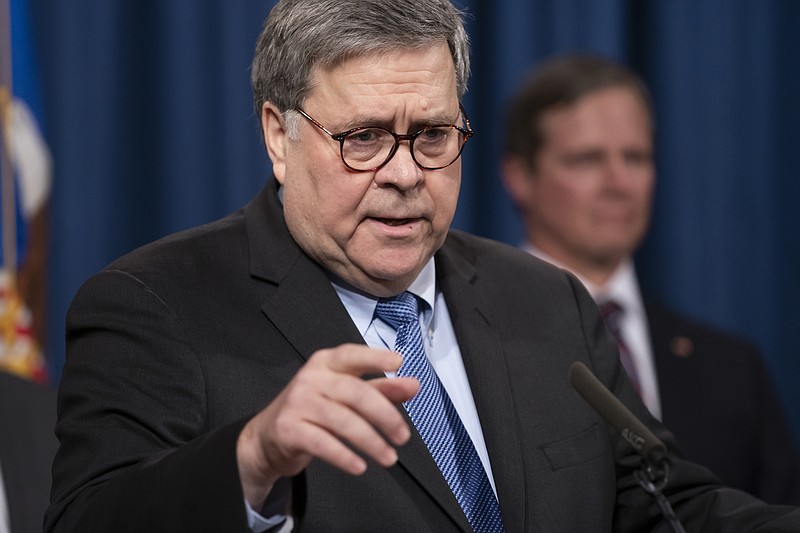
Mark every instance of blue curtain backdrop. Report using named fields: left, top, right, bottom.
left=29, top=1, right=800, bottom=445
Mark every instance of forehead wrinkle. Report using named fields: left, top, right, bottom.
left=306, top=47, right=458, bottom=130
left=338, top=73, right=452, bottom=104
left=318, top=83, right=456, bottom=129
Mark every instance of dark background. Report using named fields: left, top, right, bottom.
left=28, top=1, right=800, bottom=447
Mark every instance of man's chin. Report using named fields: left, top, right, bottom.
left=352, top=264, right=426, bottom=297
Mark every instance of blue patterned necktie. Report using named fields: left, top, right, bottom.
left=375, top=291, right=505, bottom=533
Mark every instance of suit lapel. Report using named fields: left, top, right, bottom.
left=391, top=239, right=530, bottom=531
left=644, top=299, right=698, bottom=424
left=436, top=239, right=527, bottom=532
left=394, top=423, right=474, bottom=531
left=645, top=301, right=673, bottom=385
left=261, top=256, right=365, bottom=360
left=387, top=244, right=487, bottom=530
left=244, top=180, right=365, bottom=358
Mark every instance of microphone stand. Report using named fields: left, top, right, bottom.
left=634, top=459, right=686, bottom=533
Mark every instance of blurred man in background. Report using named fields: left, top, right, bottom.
left=501, top=53, right=800, bottom=504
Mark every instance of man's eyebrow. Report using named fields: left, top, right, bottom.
left=336, top=111, right=460, bottom=132
left=335, top=114, right=378, bottom=131
left=414, top=113, right=459, bottom=127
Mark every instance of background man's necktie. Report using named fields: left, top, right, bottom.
left=598, top=300, right=642, bottom=395
left=375, top=292, right=505, bottom=533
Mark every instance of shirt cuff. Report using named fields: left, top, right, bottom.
left=245, top=498, right=292, bottom=532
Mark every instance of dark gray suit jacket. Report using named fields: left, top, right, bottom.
left=45, top=180, right=800, bottom=532
left=647, top=300, right=800, bottom=504
left=0, top=370, right=57, bottom=533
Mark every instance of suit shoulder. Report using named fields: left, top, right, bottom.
left=443, top=230, right=568, bottom=280
left=645, top=300, right=768, bottom=386
left=439, top=230, right=595, bottom=311
left=645, top=299, right=759, bottom=356
left=105, top=209, right=248, bottom=276
left=68, top=209, right=251, bottom=318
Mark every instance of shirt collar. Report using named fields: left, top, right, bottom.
left=331, top=259, right=437, bottom=338
left=523, top=242, right=645, bottom=317
left=593, top=260, right=645, bottom=318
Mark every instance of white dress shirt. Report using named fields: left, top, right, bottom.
left=523, top=244, right=662, bottom=419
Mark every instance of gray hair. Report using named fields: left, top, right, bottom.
left=251, top=0, right=470, bottom=137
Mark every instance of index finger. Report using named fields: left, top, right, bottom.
left=314, top=343, right=403, bottom=376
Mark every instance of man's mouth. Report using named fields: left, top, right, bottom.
left=376, top=217, right=414, bottom=226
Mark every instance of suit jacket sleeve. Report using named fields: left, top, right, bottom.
left=45, top=269, right=252, bottom=532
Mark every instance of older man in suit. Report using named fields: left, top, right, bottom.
left=46, top=1, right=800, bottom=532
left=501, top=53, right=800, bottom=504
left=0, top=370, right=57, bottom=533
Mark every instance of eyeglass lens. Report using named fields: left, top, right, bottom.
left=342, top=126, right=466, bottom=170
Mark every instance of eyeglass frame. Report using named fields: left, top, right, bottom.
left=293, top=104, right=474, bottom=172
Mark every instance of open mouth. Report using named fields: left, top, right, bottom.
left=377, top=218, right=413, bottom=226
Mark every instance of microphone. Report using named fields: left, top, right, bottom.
left=569, top=361, right=687, bottom=533
left=568, top=361, right=666, bottom=465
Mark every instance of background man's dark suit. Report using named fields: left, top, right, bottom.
left=46, top=180, right=800, bottom=532
left=0, top=371, right=57, bottom=533
left=646, top=300, right=800, bottom=503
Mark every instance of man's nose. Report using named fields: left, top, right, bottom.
left=374, top=141, right=424, bottom=190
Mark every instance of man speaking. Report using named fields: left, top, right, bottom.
left=46, top=1, right=800, bottom=531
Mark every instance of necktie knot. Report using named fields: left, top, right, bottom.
left=599, top=299, right=624, bottom=329
left=375, top=291, right=419, bottom=331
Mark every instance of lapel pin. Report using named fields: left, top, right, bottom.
left=670, top=336, right=693, bottom=357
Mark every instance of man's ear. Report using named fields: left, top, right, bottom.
left=500, top=155, right=536, bottom=210
left=261, top=102, right=288, bottom=184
